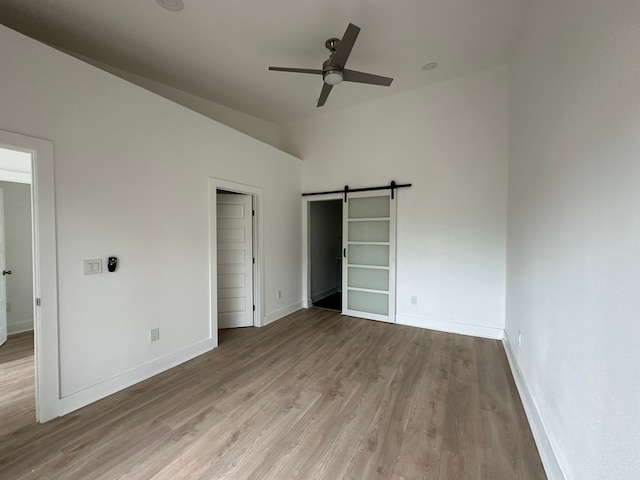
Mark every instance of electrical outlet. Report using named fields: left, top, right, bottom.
left=410, top=296, right=417, bottom=305
left=277, top=290, right=282, bottom=300
left=150, top=328, right=160, bottom=342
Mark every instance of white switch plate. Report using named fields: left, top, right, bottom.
left=83, top=259, right=103, bottom=275
left=410, top=296, right=417, bottom=305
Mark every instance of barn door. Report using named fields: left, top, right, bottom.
left=342, top=191, right=396, bottom=323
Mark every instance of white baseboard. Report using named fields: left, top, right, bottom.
left=8, top=319, right=34, bottom=335
left=262, top=301, right=303, bottom=327
left=58, top=337, right=215, bottom=417
left=502, top=333, right=565, bottom=480
left=396, top=313, right=504, bottom=340
left=311, top=286, right=339, bottom=303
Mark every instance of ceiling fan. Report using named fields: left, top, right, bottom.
left=269, top=23, right=394, bottom=107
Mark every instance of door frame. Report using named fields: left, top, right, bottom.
left=209, top=178, right=263, bottom=346
left=0, top=129, right=59, bottom=423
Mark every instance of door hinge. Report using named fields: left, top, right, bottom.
left=36, top=298, right=41, bottom=307
left=253, top=257, right=255, bottom=264
left=252, top=209, right=255, bottom=217
left=253, top=305, right=255, bottom=311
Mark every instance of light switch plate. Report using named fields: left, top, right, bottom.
left=83, top=259, right=103, bottom=275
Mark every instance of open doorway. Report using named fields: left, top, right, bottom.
left=304, top=190, right=397, bottom=323
left=210, top=178, right=264, bottom=348
left=0, top=147, right=34, bottom=429
left=0, top=162, right=34, bottom=340
left=0, top=130, right=59, bottom=423
left=309, top=199, right=342, bottom=311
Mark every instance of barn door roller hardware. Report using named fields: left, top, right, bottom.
left=302, top=180, right=411, bottom=202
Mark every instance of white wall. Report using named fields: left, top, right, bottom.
left=0, top=181, right=34, bottom=334
left=0, top=25, right=302, bottom=411
left=67, top=54, right=282, bottom=149
left=283, top=66, right=509, bottom=338
left=309, top=200, right=342, bottom=301
left=506, top=1, right=640, bottom=479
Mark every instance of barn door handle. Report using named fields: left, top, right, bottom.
left=2, top=270, right=12, bottom=276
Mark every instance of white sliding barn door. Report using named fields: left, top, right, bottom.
left=342, top=191, right=396, bottom=323
left=217, top=193, right=254, bottom=328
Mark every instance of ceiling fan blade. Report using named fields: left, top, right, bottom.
left=331, top=23, right=360, bottom=69
left=343, top=69, right=393, bottom=86
left=269, top=67, right=323, bottom=75
left=317, top=83, right=333, bottom=107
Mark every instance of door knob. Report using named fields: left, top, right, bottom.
left=2, top=270, right=12, bottom=276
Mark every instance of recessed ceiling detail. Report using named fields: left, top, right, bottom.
left=156, top=0, right=184, bottom=12
left=421, top=62, right=439, bottom=72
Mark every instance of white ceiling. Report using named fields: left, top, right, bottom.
left=0, top=0, right=529, bottom=125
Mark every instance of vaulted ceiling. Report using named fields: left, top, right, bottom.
left=0, top=0, right=529, bottom=125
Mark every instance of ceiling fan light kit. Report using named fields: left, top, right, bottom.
left=269, top=23, right=393, bottom=107
left=323, top=70, right=343, bottom=85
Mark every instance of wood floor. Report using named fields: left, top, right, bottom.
left=0, top=310, right=546, bottom=479
left=0, top=331, right=35, bottom=438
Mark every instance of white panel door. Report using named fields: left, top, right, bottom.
left=0, top=189, right=6, bottom=346
left=342, top=191, right=396, bottom=323
left=217, top=193, right=254, bottom=329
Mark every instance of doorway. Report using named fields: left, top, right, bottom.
left=0, top=176, right=34, bottom=343
left=304, top=190, right=397, bottom=323
left=0, top=130, right=59, bottom=423
left=210, top=178, right=263, bottom=348
left=309, top=199, right=342, bottom=311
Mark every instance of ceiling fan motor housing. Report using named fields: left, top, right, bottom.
left=325, top=37, right=341, bottom=52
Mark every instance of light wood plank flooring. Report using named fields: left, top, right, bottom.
left=0, top=310, right=546, bottom=479
left=0, top=331, right=35, bottom=437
